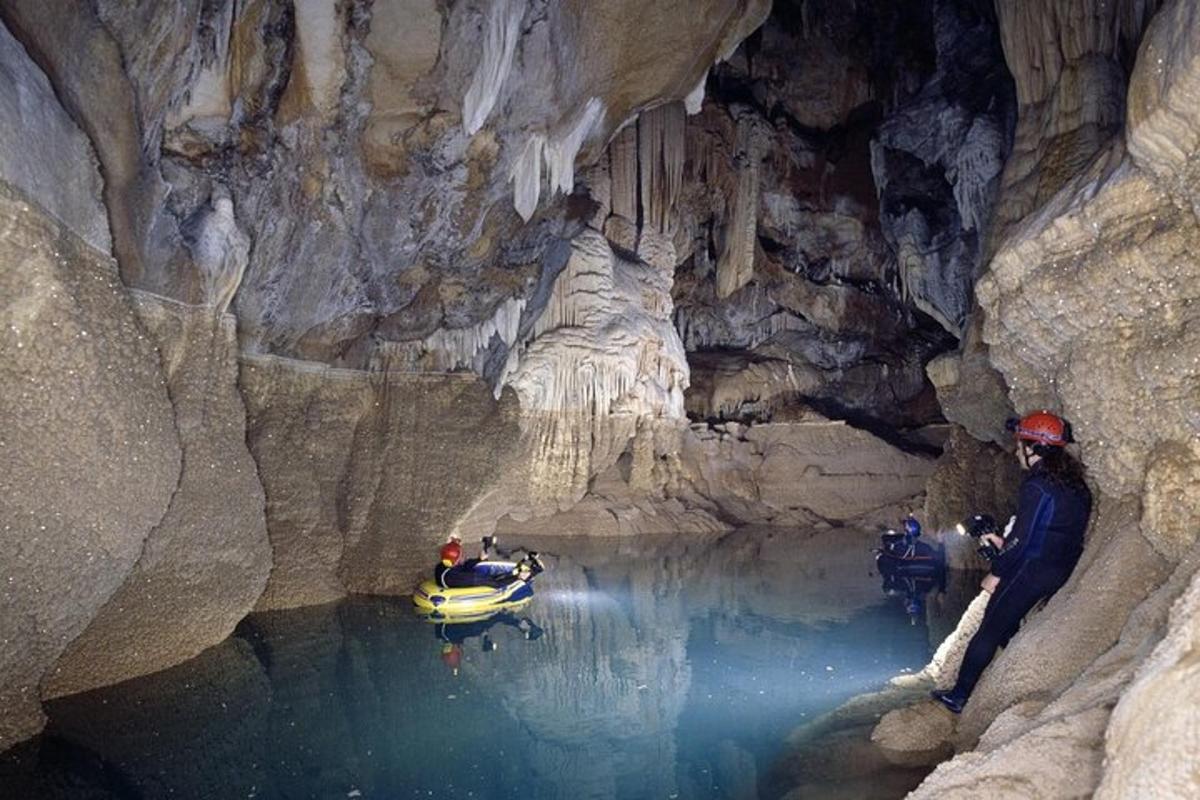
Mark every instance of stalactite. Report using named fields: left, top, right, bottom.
left=715, top=113, right=764, bottom=299
left=462, top=0, right=525, bottom=135
left=609, top=124, right=639, bottom=222
left=420, top=296, right=527, bottom=372
left=544, top=97, right=605, bottom=196
left=510, top=133, right=545, bottom=222
left=510, top=99, right=605, bottom=221
left=637, top=103, right=686, bottom=236
left=684, top=71, right=707, bottom=115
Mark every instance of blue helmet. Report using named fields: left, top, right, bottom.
left=903, top=516, right=921, bottom=537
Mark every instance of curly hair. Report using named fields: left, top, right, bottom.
left=1030, top=444, right=1089, bottom=491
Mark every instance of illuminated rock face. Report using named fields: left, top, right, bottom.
left=876, top=2, right=1200, bottom=798
left=41, top=299, right=272, bottom=700
left=0, top=186, right=181, bottom=748
left=0, top=0, right=769, bottom=366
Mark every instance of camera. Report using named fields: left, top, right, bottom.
left=956, top=513, right=1001, bottom=561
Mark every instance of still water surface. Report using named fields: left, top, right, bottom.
left=1, top=529, right=959, bottom=800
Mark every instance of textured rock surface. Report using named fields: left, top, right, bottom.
left=925, top=314, right=1015, bottom=445
left=894, top=2, right=1200, bottom=795
left=0, top=185, right=180, bottom=748
left=663, top=0, right=1014, bottom=428
left=41, top=298, right=270, bottom=698
left=989, top=0, right=1164, bottom=244
left=0, top=0, right=770, bottom=366
left=678, top=419, right=937, bottom=525
left=240, top=359, right=522, bottom=606
left=871, top=0, right=1015, bottom=336
left=0, top=21, right=109, bottom=252
left=923, top=426, right=1021, bottom=569
left=1095, top=552, right=1200, bottom=799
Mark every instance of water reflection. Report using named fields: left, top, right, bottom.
left=1, top=528, right=956, bottom=800
left=880, top=573, right=944, bottom=627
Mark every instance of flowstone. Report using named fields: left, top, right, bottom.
left=0, top=185, right=179, bottom=747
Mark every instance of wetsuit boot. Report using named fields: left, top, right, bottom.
left=930, top=689, right=965, bottom=714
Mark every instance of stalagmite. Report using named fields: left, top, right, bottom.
left=185, top=191, right=249, bottom=315
left=503, top=229, right=687, bottom=419
left=462, top=0, right=525, bottom=136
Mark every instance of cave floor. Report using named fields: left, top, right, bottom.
left=2, top=528, right=968, bottom=799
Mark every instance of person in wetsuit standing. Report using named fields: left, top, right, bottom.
left=932, top=410, right=1093, bottom=714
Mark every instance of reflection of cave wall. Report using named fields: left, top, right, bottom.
left=5, top=529, right=922, bottom=800
left=0, top=0, right=1196, bottom=794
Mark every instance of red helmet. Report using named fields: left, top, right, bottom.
left=441, top=643, right=461, bottom=671
left=1007, top=411, right=1069, bottom=447
left=440, top=541, right=462, bottom=566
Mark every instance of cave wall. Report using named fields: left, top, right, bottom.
left=1, top=2, right=1193, bottom=794
left=659, top=0, right=1016, bottom=429
left=0, top=0, right=778, bottom=748
left=888, top=0, right=1200, bottom=797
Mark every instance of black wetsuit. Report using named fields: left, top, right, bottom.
left=434, top=612, right=526, bottom=644
left=950, top=464, right=1092, bottom=701
left=434, top=559, right=517, bottom=589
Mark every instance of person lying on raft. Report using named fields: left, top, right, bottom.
left=434, top=538, right=535, bottom=589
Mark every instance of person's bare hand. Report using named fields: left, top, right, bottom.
left=981, top=533, right=1005, bottom=550
left=981, top=573, right=1000, bottom=594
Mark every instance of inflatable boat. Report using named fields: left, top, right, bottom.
left=412, top=556, right=543, bottom=616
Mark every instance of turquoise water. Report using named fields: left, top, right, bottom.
left=1, top=529, right=953, bottom=800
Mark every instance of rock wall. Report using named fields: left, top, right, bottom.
left=239, top=360, right=523, bottom=607
left=880, top=1, right=1200, bottom=797
left=0, top=183, right=180, bottom=748
left=41, top=298, right=271, bottom=699
left=663, top=0, right=1015, bottom=428
left=679, top=419, right=938, bottom=526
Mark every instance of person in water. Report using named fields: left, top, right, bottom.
left=434, top=538, right=535, bottom=589
left=932, top=410, right=1092, bottom=714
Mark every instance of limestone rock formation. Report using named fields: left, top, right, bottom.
left=892, top=1, right=1200, bottom=796
left=679, top=418, right=937, bottom=526
left=1095, top=551, right=1200, bottom=799
left=0, top=0, right=771, bottom=367
left=661, top=0, right=1015, bottom=429
left=0, top=185, right=180, bottom=748
left=0, top=22, right=110, bottom=253
left=41, top=299, right=271, bottom=698
left=240, top=360, right=523, bottom=606
left=989, top=0, right=1164, bottom=244
left=871, top=0, right=1015, bottom=336
left=923, top=426, right=1021, bottom=569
